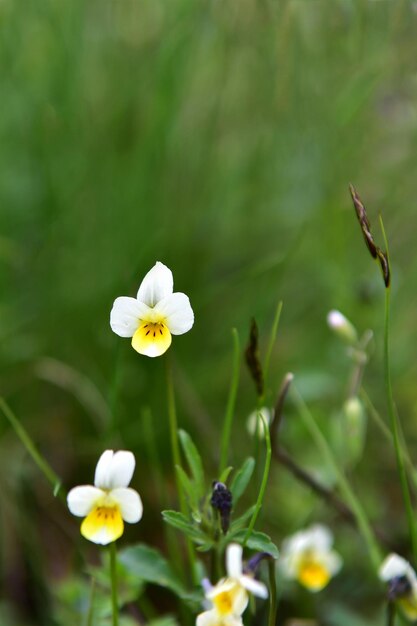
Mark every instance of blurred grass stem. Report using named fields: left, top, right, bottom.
left=85, top=577, right=96, bottom=626
left=291, top=385, right=381, bottom=568
left=263, top=301, right=283, bottom=399
left=219, top=328, right=240, bottom=473
left=0, top=397, right=65, bottom=501
left=381, top=217, right=417, bottom=558
left=109, top=542, right=119, bottom=626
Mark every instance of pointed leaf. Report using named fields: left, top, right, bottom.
left=178, top=430, right=205, bottom=497
left=229, top=457, right=255, bottom=506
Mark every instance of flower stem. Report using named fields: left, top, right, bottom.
left=85, top=577, right=96, bottom=626
left=380, top=217, right=417, bottom=560
left=219, top=328, right=241, bottom=474
left=109, top=542, right=119, bottom=626
left=165, top=356, right=186, bottom=513
left=387, top=602, right=396, bottom=626
left=244, top=413, right=272, bottom=544
left=268, top=558, right=277, bottom=626
left=291, top=385, right=382, bottom=569
left=0, top=397, right=65, bottom=501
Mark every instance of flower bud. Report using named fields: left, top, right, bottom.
left=327, top=310, right=358, bottom=345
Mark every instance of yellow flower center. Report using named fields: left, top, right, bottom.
left=213, top=590, right=233, bottom=615
left=132, top=320, right=172, bottom=357
left=297, top=559, right=331, bottom=591
left=81, top=505, right=124, bottom=544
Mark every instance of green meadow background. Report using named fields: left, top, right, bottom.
left=1, top=0, right=417, bottom=624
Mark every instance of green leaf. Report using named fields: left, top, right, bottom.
left=162, top=510, right=212, bottom=546
left=229, top=457, right=255, bottom=506
left=219, top=465, right=233, bottom=483
left=178, top=430, right=205, bottom=497
left=118, top=544, right=190, bottom=601
left=175, top=465, right=198, bottom=513
left=230, top=530, right=279, bottom=559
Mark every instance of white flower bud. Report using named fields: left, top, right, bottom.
left=327, top=310, right=358, bottom=344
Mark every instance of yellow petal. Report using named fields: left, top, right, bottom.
left=399, top=597, right=417, bottom=621
left=297, top=561, right=331, bottom=591
left=132, top=321, right=172, bottom=357
left=81, top=505, right=124, bottom=545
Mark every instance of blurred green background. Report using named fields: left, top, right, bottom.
left=1, top=0, right=417, bottom=623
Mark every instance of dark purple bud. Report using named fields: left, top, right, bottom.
left=211, top=482, right=233, bottom=534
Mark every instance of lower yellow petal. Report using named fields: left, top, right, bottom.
left=132, top=322, right=172, bottom=357
left=297, top=561, right=331, bottom=591
left=81, top=505, right=124, bottom=545
left=399, top=597, right=417, bottom=621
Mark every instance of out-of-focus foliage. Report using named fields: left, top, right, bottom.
left=1, top=0, right=417, bottom=624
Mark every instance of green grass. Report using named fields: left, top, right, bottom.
left=1, top=0, right=417, bottom=623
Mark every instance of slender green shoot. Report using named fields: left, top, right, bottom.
left=291, top=385, right=382, bottom=569
left=219, top=328, right=241, bottom=473
left=109, top=542, right=119, bottom=626
left=380, top=216, right=417, bottom=560
left=244, top=413, right=272, bottom=544
left=268, top=558, right=277, bottom=626
left=0, top=397, right=65, bottom=501
left=263, top=301, right=283, bottom=397
left=387, top=602, right=396, bottom=626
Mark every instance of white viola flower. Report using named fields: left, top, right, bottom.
left=280, top=524, right=342, bottom=592
left=110, top=261, right=194, bottom=357
left=246, top=407, right=272, bottom=439
left=67, top=450, right=143, bottom=545
left=196, top=544, right=268, bottom=625
left=379, top=553, right=417, bottom=621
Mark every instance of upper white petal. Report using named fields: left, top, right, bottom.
left=323, top=550, right=343, bottom=576
left=379, top=553, right=416, bottom=584
left=227, top=543, right=243, bottom=578
left=309, top=524, right=334, bottom=551
left=110, top=297, right=151, bottom=338
left=94, top=450, right=114, bottom=488
left=111, top=487, right=143, bottom=523
left=154, top=292, right=194, bottom=335
left=67, top=485, right=104, bottom=516
left=137, top=262, right=173, bottom=307
left=94, top=450, right=135, bottom=489
left=239, top=575, right=269, bottom=599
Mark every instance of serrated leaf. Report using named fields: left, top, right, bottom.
left=178, top=430, right=205, bottom=498
left=162, top=510, right=212, bottom=546
left=229, top=457, right=255, bottom=506
left=230, top=530, right=279, bottom=559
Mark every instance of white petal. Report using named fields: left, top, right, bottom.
left=110, top=297, right=150, bottom=338
left=137, top=262, right=173, bottom=307
left=379, top=553, right=415, bottom=582
left=67, top=485, right=104, bottom=517
left=239, top=575, right=269, bottom=599
left=111, top=487, right=143, bottom=523
left=227, top=543, right=243, bottom=578
left=154, top=292, right=194, bottom=335
left=94, top=450, right=114, bottom=488
left=197, top=611, right=242, bottom=626
left=324, top=550, right=343, bottom=576
left=309, top=524, right=334, bottom=551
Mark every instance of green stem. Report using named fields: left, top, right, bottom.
left=387, top=602, right=396, bottom=626
left=219, top=328, right=241, bottom=473
left=268, top=559, right=277, bottom=626
left=384, top=287, right=417, bottom=558
left=291, top=386, right=382, bottom=569
left=0, top=397, right=65, bottom=501
left=380, top=216, right=417, bottom=560
left=244, top=413, right=272, bottom=544
left=165, top=356, right=198, bottom=584
left=263, top=301, right=283, bottom=396
left=109, top=543, right=119, bottom=626
left=165, top=356, right=186, bottom=513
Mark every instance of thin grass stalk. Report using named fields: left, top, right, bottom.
left=0, top=397, right=65, bottom=501
left=380, top=217, right=417, bottom=559
left=109, top=542, right=119, bottom=626
left=85, top=577, right=96, bottom=626
left=219, top=328, right=240, bottom=473
left=244, top=413, right=272, bottom=544
left=291, top=386, right=381, bottom=569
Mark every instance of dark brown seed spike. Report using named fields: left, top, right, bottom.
left=245, top=317, right=264, bottom=397
left=349, top=184, right=378, bottom=259
left=377, top=249, right=391, bottom=288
